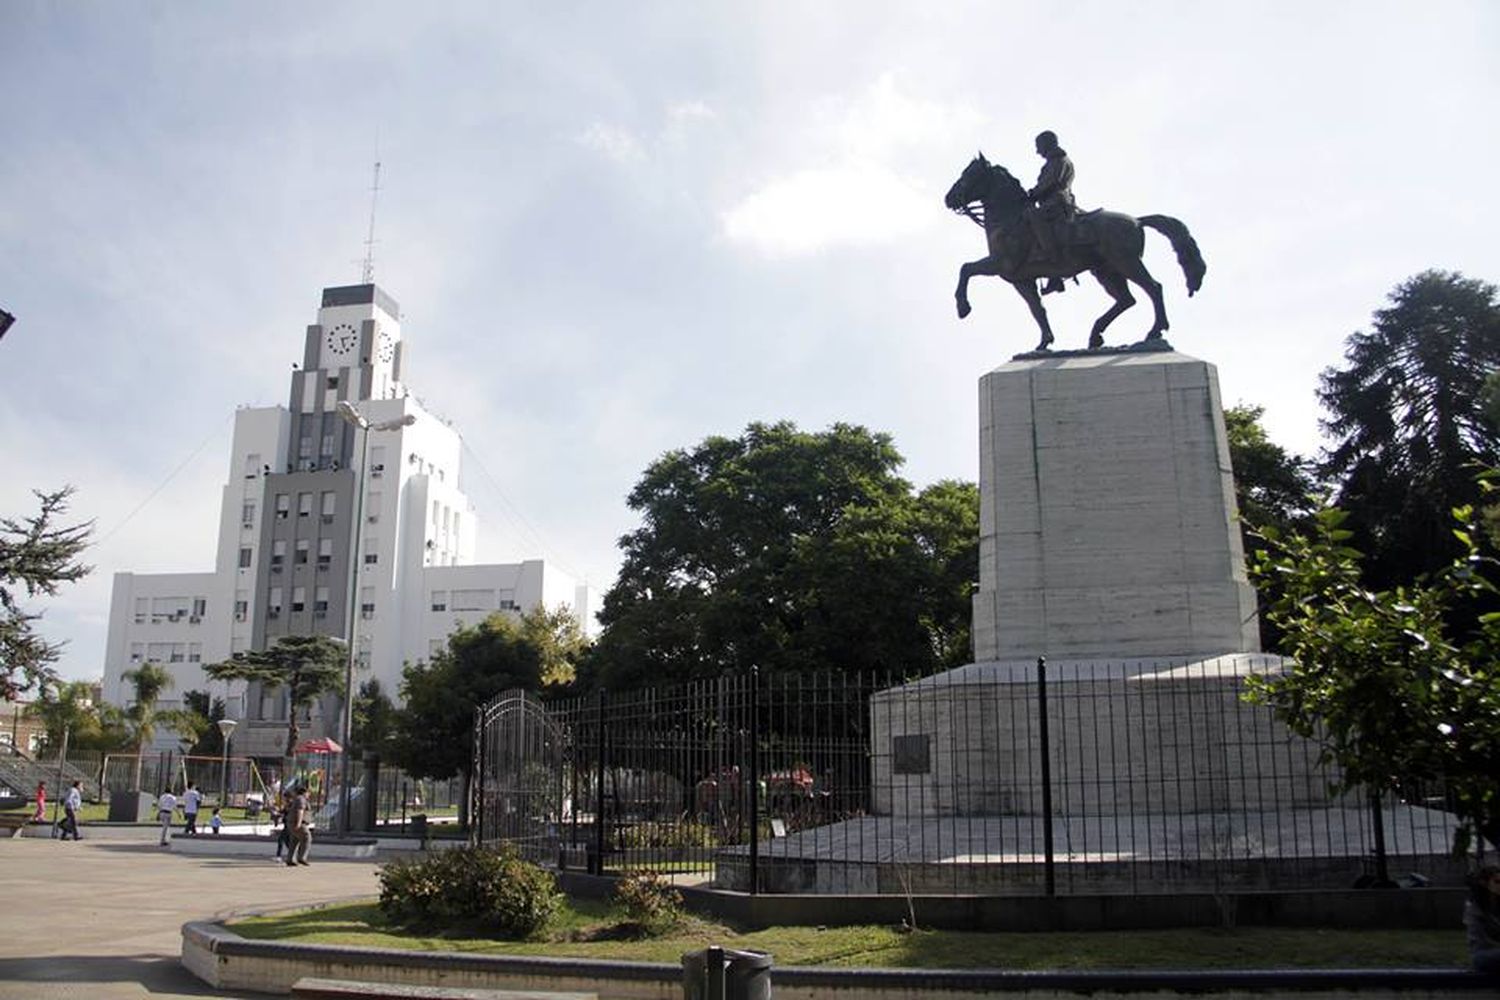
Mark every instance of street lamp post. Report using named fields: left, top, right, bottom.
left=335, top=401, right=415, bottom=836
left=217, top=718, right=238, bottom=810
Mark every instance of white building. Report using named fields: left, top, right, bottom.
left=101, top=283, right=593, bottom=758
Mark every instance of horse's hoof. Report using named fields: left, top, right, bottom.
left=956, top=301, right=971, bottom=320
left=1036, top=335, right=1053, bottom=351
left=1088, top=334, right=1104, bottom=349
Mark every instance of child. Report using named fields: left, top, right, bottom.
left=32, top=781, right=45, bottom=823
left=210, top=806, right=222, bottom=835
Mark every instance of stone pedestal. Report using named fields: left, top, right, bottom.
left=971, top=350, right=1259, bottom=661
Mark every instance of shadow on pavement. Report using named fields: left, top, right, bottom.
left=0, top=954, right=224, bottom=996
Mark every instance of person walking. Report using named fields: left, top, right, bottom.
left=284, top=785, right=312, bottom=867
left=182, top=781, right=202, bottom=836
left=32, top=781, right=46, bottom=823
left=59, top=780, right=83, bottom=841
left=156, top=787, right=178, bottom=847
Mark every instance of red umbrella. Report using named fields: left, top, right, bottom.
left=294, top=737, right=343, bottom=754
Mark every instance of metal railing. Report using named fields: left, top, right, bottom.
left=472, top=660, right=1473, bottom=895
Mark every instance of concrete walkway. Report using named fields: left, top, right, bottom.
left=0, top=828, right=380, bottom=998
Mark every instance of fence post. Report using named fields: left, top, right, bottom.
left=472, top=704, right=484, bottom=846
left=593, top=688, right=607, bottom=876
left=1036, top=656, right=1055, bottom=897
left=1369, top=787, right=1390, bottom=885
left=748, top=665, right=760, bottom=896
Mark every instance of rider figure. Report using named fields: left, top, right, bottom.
left=1026, top=130, right=1075, bottom=295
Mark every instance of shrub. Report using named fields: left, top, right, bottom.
left=613, top=868, right=685, bottom=937
left=378, top=844, right=560, bottom=938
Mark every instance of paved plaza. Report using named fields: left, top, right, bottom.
left=0, top=828, right=380, bottom=998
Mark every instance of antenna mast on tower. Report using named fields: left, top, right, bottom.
left=360, top=160, right=382, bottom=284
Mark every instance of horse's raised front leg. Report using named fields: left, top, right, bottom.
left=1088, top=268, right=1136, bottom=349
left=955, top=257, right=1003, bottom=320
left=1011, top=279, right=1054, bottom=351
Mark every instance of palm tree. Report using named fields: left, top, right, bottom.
left=1318, top=270, right=1500, bottom=586
left=122, top=662, right=173, bottom=791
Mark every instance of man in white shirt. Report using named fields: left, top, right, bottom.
left=182, top=781, right=202, bottom=836
left=60, top=780, right=83, bottom=841
left=157, top=788, right=177, bottom=847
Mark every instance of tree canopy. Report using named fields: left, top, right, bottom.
left=205, top=634, right=346, bottom=764
left=1245, top=503, right=1500, bottom=855
left=584, top=421, right=978, bottom=690
left=1, top=488, right=92, bottom=699
left=390, top=607, right=581, bottom=828
left=1318, top=270, right=1500, bottom=587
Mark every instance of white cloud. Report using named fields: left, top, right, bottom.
left=577, top=122, right=646, bottom=165
left=720, top=163, right=932, bottom=257
left=721, top=73, right=983, bottom=258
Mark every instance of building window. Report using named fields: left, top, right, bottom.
left=268, top=587, right=283, bottom=616
left=326, top=375, right=339, bottom=390
left=298, top=493, right=313, bottom=517
left=314, top=586, right=330, bottom=613
left=317, top=538, right=333, bottom=565
left=298, top=435, right=313, bottom=459
left=192, top=598, right=206, bottom=617
left=453, top=589, right=495, bottom=612
left=233, top=599, right=248, bottom=622
left=241, top=502, right=255, bottom=527
left=245, top=452, right=261, bottom=478
left=431, top=590, right=447, bottom=612
left=134, top=597, right=148, bottom=623
left=271, top=540, right=286, bottom=566
left=321, top=433, right=335, bottom=457
left=295, top=539, right=309, bottom=564
left=275, top=493, right=290, bottom=519
left=187, top=643, right=202, bottom=663
left=291, top=587, right=306, bottom=613
left=321, top=492, right=336, bottom=516
left=360, top=603, right=375, bottom=619
left=363, top=537, right=377, bottom=564
left=238, top=547, right=252, bottom=569
left=129, top=643, right=143, bottom=663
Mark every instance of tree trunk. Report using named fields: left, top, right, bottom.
left=459, top=768, right=471, bottom=833
left=133, top=739, right=146, bottom=792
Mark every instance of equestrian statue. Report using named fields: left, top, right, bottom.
left=945, top=131, right=1205, bottom=352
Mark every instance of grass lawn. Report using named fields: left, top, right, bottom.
left=230, top=899, right=1468, bottom=970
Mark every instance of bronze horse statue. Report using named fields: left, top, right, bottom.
left=945, top=153, right=1205, bottom=351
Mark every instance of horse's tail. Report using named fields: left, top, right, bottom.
left=1139, top=214, right=1206, bottom=297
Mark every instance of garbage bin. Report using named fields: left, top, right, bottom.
left=410, top=812, right=428, bottom=842
left=682, top=946, right=772, bottom=1000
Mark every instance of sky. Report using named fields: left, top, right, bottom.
left=2, top=2, right=1497, bottom=686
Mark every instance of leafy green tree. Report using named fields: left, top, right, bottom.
left=390, top=608, right=566, bottom=828
left=205, top=635, right=346, bottom=772
left=587, top=422, right=978, bottom=690
left=1318, top=270, right=1500, bottom=587
left=517, top=604, right=590, bottom=687
left=181, top=690, right=227, bottom=757
left=350, top=678, right=398, bottom=758
left=1, top=488, right=92, bottom=699
left=121, top=663, right=203, bottom=788
left=26, top=680, right=130, bottom=753
left=1223, top=404, right=1320, bottom=651
left=1245, top=504, right=1500, bottom=854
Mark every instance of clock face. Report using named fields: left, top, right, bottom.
left=324, top=323, right=358, bottom=357
left=376, top=330, right=396, bottom=364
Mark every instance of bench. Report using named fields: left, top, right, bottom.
left=0, top=814, right=33, bottom=838
left=290, top=978, right=596, bottom=1000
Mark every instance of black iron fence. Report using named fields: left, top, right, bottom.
left=472, top=659, right=1471, bottom=896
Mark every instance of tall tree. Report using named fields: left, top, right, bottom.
left=1318, top=270, right=1500, bottom=587
left=586, top=422, right=977, bottom=691
left=390, top=609, right=558, bottom=828
left=1223, top=404, right=1320, bottom=651
left=205, top=635, right=346, bottom=772
left=120, top=663, right=203, bottom=788
left=1, top=488, right=92, bottom=699
left=181, top=690, right=227, bottom=757
left=350, top=678, right=398, bottom=758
